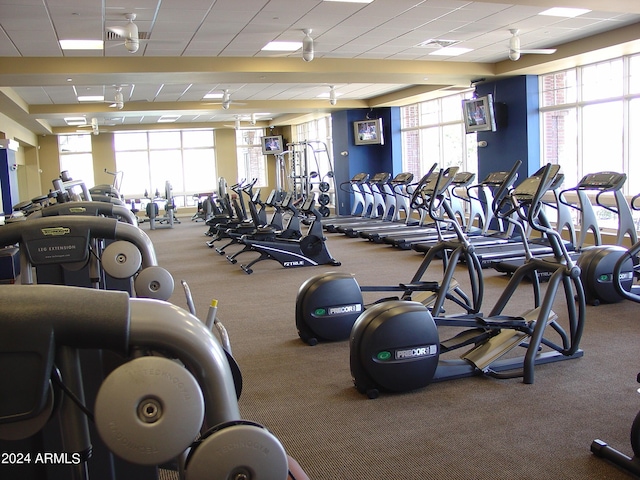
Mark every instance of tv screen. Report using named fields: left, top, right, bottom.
left=261, top=135, right=284, bottom=155
left=354, top=118, right=384, bottom=145
left=462, top=94, right=497, bottom=133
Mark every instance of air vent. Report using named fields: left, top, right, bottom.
left=105, top=30, right=150, bottom=41
left=416, top=39, right=460, bottom=49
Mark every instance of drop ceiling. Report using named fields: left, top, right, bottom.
left=0, top=0, right=638, bottom=136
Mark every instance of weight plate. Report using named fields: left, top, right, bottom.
left=134, top=266, right=175, bottom=300
left=318, top=205, right=330, bottom=217
left=95, top=356, right=204, bottom=465
left=186, top=422, right=288, bottom=480
left=319, top=181, right=330, bottom=192
left=318, top=193, right=330, bottom=206
left=101, top=241, right=142, bottom=279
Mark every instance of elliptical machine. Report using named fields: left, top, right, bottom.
left=296, top=165, right=484, bottom=346
left=590, top=225, right=640, bottom=476
left=558, top=172, right=637, bottom=305
left=347, top=164, right=586, bottom=398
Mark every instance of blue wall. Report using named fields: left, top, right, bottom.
left=0, top=148, right=18, bottom=214
left=331, top=107, right=402, bottom=215
left=476, top=75, right=541, bottom=184
left=332, top=77, right=541, bottom=213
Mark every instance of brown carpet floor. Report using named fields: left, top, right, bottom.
left=143, top=216, right=640, bottom=480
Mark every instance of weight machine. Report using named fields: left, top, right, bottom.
left=276, top=140, right=336, bottom=215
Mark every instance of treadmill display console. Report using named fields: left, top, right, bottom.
left=576, top=172, right=626, bottom=191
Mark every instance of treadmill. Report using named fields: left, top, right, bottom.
left=457, top=165, right=575, bottom=269
left=360, top=167, right=448, bottom=245
left=337, top=172, right=417, bottom=238
left=325, top=172, right=392, bottom=233
left=492, top=171, right=635, bottom=276
left=408, top=164, right=523, bottom=253
left=375, top=170, right=479, bottom=247
left=323, top=172, right=370, bottom=232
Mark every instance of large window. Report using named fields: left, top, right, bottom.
left=400, top=92, right=478, bottom=179
left=540, top=54, right=640, bottom=195
left=58, top=134, right=95, bottom=189
left=114, top=129, right=216, bottom=206
left=236, top=128, right=266, bottom=187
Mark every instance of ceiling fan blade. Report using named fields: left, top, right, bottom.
left=106, top=26, right=131, bottom=37
left=518, top=48, right=556, bottom=55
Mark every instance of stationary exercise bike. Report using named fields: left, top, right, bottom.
left=239, top=196, right=341, bottom=274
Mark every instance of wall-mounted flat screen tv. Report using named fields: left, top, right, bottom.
left=462, top=94, right=497, bottom=133
left=354, top=118, right=384, bottom=145
left=261, top=135, right=284, bottom=154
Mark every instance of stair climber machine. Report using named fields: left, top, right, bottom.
left=143, top=181, right=180, bottom=230
left=565, top=172, right=637, bottom=305
left=300, top=164, right=586, bottom=397
left=591, top=226, right=640, bottom=476
left=296, top=166, right=484, bottom=346
left=239, top=196, right=341, bottom=274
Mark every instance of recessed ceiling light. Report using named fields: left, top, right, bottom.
left=204, top=92, right=224, bottom=99
left=428, top=47, right=472, bottom=57
left=323, top=0, right=373, bottom=3
left=538, top=7, right=591, bottom=18
left=64, top=117, right=87, bottom=126
left=59, top=39, right=103, bottom=50
left=316, top=91, right=341, bottom=99
left=77, top=95, right=104, bottom=102
left=262, top=41, right=302, bottom=52
left=158, top=115, right=181, bottom=123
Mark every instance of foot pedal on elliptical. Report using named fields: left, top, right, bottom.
left=410, top=279, right=459, bottom=308
left=462, top=308, right=558, bottom=372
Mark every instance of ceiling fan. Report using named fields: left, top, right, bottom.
left=223, top=114, right=273, bottom=130
left=110, top=86, right=124, bottom=109
left=204, top=89, right=246, bottom=110
left=508, top=29, right=557, bottom=61
left=107, top=13, right=140, bottom=53
left=76, top=117, right=118, bottom=135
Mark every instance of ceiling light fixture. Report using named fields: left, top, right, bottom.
left=302, top=29, right=314, bottom=62
left=59, top=39, right=104, bottom=50
left=538, top=7, right=591, bottom=18
left=78, top=95, right=104, bottom=102
left=158, top=115, right=181, bottom=123
left=428, top=47, right=473, bottom=57
left=262, top=41, right=303, bottom=52
left=323, top=0, right=373, bottom=3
